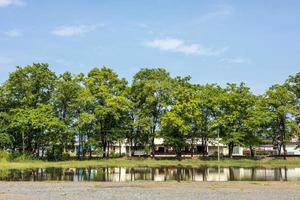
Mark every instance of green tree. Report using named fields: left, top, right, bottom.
left=161, top=77, right=200, bottom=159
left=11, top=104, right=66, bottom=158
left=242, top=96, right=267, bottom=157
left=52, top=72, right=82, bottom=154
left=217, top=83, right=256, bottom=158
left=195, top=84, right=224, bottom=157
left=0, top=86, right=12, bottom=150
left=2, top=64, right=57, bottom=156
left=85, top=67, right=129, bottom=158
left=131, top=68, right=173, bottom=158
left=286, top=72, right=300, bottom=141
left=264, top=84, right=298, bottom=159
left=5, top=63, right=56, bottom=108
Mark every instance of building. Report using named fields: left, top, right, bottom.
left=104, top=138, right=244, bottom=157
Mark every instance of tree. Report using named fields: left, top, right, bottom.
left=75, top=112, right=96, bottom=159
left=0, top=110, right=12, bottom=150
left=52, top=72, right=82, bottom=153
left=286, top=72, right=300, bottom=142
left=85, top=67, right=129, bottom=158
left=5, top=63, right=56, bottom=108
left=195, top=84, right=224, bottom=157
left=2, top=63, right=57, bottom=156
left=242, top=96, right=267, bottom=157
left=131, top=68, right=173, bottom=158
left=161, top=77, right=200, bottom=159
left=0, top=86, right=12, bottom=150
left=11, top=104, right=66, bottom=158
left=0, top=133, right=12, bottom=150
left=264, top=84, right=298, bottom=159
left=217, top=83, right=256, bottom=158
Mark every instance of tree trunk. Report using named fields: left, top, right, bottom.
left=78, top=134, right=81, bottom=160
left=128, top=138, right=132, bottom=157
left=102, top=141, right=107, bottom=158
left=283, top=143, right=287, bottom=160
left=52, top=145, right=56, bottom=161
left=191, top=138, right=194, bottom=157
left=107, top=141, right=110, bottom=159
left=41, top=148, right=44, bottom=158
left=151, top=137, right=155, bottom=159
left=151, top=124, right=156, bottom=159
left=176, top=149, right=182, bottom=160
left=89, top=146, right=92, bottom=159
left=249, top=146, right=255, bottom=158
left=202, top=136, right=205, bottom=157
left=119, top=140, right=122, bottom=156
left=82, top=140, right=86, bottom=158
left=278, top=143, right=282, bottom=156
left=228, top=143, right=234, bottom=158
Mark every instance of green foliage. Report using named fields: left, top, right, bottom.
left=161, top=78, right=199, bottom=158
left=216, top=83, right=259, bottom=157
left=131, top=68, right=174, bottom=156
left=5, top=63, right=56, bottom=108
left=85, top=67, right=129, bottom=158
left=0, top=151, right=12, bottom=162
left=0, top=63, right=299, bottom=160
left=0, top=133, right=12, bottom=150
left=263, top=84, right=299, bottom=157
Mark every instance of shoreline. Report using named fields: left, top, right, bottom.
left=1, top=157, right=300, bottom=169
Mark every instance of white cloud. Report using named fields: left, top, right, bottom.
left=220, top=57, right=250, bottom=64
left=0, top=0, right=26, bottom=8
left=4, top=29, right=22, bottom=37
left=51, top=24, right=102, bottom=37
left=146, top=38, right=227, bottom=56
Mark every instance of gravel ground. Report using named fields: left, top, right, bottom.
left=0, top=181, right=299, bottom=200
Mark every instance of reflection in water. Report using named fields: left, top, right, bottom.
left=0, top=167, right=299, bottom=182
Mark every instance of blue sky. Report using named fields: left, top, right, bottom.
left=0, top=0, right=299, bottom=94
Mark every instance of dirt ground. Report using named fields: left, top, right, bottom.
left=0, top=181, right=299, bottom=200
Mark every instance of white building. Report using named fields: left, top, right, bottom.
left=106, top=137, right=244, bottom=157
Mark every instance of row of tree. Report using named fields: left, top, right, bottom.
left=0, top=63, right=299, bottom=160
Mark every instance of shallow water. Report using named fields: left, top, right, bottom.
left=0, top=166, right=299, bottom=182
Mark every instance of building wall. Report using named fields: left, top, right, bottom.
left=279, top=144, right=300, bottom=155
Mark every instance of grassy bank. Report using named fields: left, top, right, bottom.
left=0, top=157, right=300, bottom=169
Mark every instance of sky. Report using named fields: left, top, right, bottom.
left=0, top=0, right=300, bottom=94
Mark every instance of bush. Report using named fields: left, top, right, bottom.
left=46, top=146, right=63, bottom=161
left=61, top=152, right=70, bottom=160
left=0, top=151, right=12, bottom=162
left=210, top=151, right=224, bottom=159
left=13, top=153, right=35, bottom=162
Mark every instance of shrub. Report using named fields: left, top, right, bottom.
left=61, top=152, right=70, bottom=160
left=13, top=153, right=35, bottom=162
left=0, top=151, right=12, bottom=162
left=210, top=151, right=224, bottom=159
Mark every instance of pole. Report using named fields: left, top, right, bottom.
left=217, top=129, right=220, bottom=162
left=217, top=129, right=220, bottom=181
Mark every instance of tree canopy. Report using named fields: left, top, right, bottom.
left=0, top=63, right=299, bottom=160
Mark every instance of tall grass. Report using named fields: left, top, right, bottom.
left=0, top=151, right=11, bottom=162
